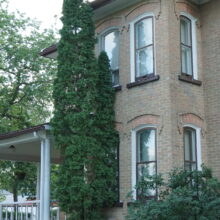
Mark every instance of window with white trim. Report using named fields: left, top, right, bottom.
left=137, top=128, right=156, bottom=198
left=180, top=16, right=193, bottom=76
left=184, top=127, right=197, bottom=171
left=134, top=17, right=154, bottom=80
left=132, top=127, right=157, bottom=199
left=180, top=14, right=198, bottom=79
left=102, top=30, right=120, bottom=86
left=183, top=125, right=202, bottom=171
left=129, top=13, right=155, bottom=84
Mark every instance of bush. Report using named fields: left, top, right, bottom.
left=127, top=166, right=220, bottom=220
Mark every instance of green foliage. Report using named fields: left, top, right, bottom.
left=0, top=192, right=5, bottom=202
left=0, top=0, right=57, bottom=133
left=0, top=162, right=37, bottom=201
left=52, top=1, right=118, bottom=219
left=127, top=166, right=220, bottom=220
left=0, top=0, right=57, bottom=201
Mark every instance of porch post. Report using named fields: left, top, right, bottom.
left=0, top=204, right=2, bottom=219
left=43, top=137, right=51, bottom=220
left=40, top=139, right=45, bottom=220
left=36, top=163, right=41, bottom=200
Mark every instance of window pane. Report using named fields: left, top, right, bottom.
left=181, top=45, right=193, bottom=75
left=136, top=18, right=153, bottom=49
left=136, top=46, right=153, bottom=77
left=181, top=17, right=191, bottom=46
left=137, top=129, right=155, bottom=162
left=137, top=163, right=156, bottom=180
left=104, top=31, right=119, bottom=70
left=184, top=130, right=191, bottom=161
left=191, top=130, right=196, bottom=162
left=184, top=162, right=191, bottom=171
left=185, top=162, right=197, bottom=172
left=112, top=69, right=119, bottom=86
left=184, top=128, right=197, bottom=166
left=137, top=163, right=156, bottom=197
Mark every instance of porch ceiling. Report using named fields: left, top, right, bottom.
left=0, top=124, right=61, bottom=163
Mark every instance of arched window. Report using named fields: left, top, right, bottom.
left=102, top=29, right=120, bottom=86
left=180, top=13, right=198, bottom=79
left=129, top=13, right=155, bottom=83
left=180, top=16, right=193, bottom=76
left=131, top=125, right=157, bottom=199
left=184, top=127, right=197, bottom=171
left=135, top=17, right=154, bottom=80
left=136, top=128, right=156, bottom=198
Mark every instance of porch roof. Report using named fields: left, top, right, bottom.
left=0, top=124, right=61, bottom=163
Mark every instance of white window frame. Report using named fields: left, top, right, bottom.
left=183, top=124, right=202, bottom=171
left=131, top=124, right=157, bottom=200
left=180, top=12, right=198, bottom=80
left=130, top=12, right=156, bottom=83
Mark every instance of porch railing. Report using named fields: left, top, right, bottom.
left=0, top=200, right=63, bottom=220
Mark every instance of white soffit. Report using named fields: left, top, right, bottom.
left=93, top=0, right=144, bottom=21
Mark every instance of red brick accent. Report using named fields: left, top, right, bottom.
left=127, top=114, right=160, bottom=130
left=181, top=113, right=204, bottom=128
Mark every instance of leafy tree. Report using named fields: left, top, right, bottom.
left=52, top=1, right=118, bottom=219
left=0, top=0, right=57, bottom=132
left=0, top=0, right=57, bottom=201
left=127, top=166, right=220, bottom=220
left=0, top=162, right=37, bottom=202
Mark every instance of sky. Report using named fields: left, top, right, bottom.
left=8, top=0, right=63, bottom=29
left=7, top=0, right=96, bottom=30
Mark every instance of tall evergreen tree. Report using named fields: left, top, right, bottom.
left=96, top=51, right=119, bottom=204
left=52, top=1, right=118, bottom=219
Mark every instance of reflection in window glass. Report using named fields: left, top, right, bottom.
left=104, top=31, right=119, bottom=86
left=135, top=17, right=154, bottom=78
left=180, top=16, right=193, bottom=76
left=137, top=129, right=156, bottom=197
left=136, top=46, right=153, bottom=77
left=136, top=18, right=153, bottom=48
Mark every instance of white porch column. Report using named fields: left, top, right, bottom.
left=40, top=139, right=45, bottom=220
left=39, top=136, right=51, bottom=220
left=43, top=137, right=51, bottom=220
left=36, top=163, right=41, bottom=200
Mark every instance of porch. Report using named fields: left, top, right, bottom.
left=0, top=124, right=64, bottom=220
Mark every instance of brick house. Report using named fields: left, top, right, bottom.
left=0, top=0, right=219, bottom=219
left=41, top=0, right=220, bottom=218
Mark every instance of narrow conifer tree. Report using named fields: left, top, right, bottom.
left=52, top=0, right=118, bottom=219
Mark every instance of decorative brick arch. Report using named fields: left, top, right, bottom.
left=127, top=114, right=164, bottom=135
left=178, top=113, right=205, bottom=136
left=95, top=16, right=123, bottom=33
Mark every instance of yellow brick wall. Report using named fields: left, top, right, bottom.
left=94, top=0, right=219, bottom=219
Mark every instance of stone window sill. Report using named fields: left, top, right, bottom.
left=178, top=75, right=202, bottom=86
left=126, top=75, right=160, bottom=89
left=113, top=85, right=122, bottom=91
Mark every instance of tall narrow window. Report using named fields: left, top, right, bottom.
left=180, top=16, right=193, bottom=76
left=135, top=17, right=154, bottom=80
left=103, top=30, right=119, bottom=86
left=184, top=127, right=197, bottom=171
left=136, top=128, right=156, bottom=198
